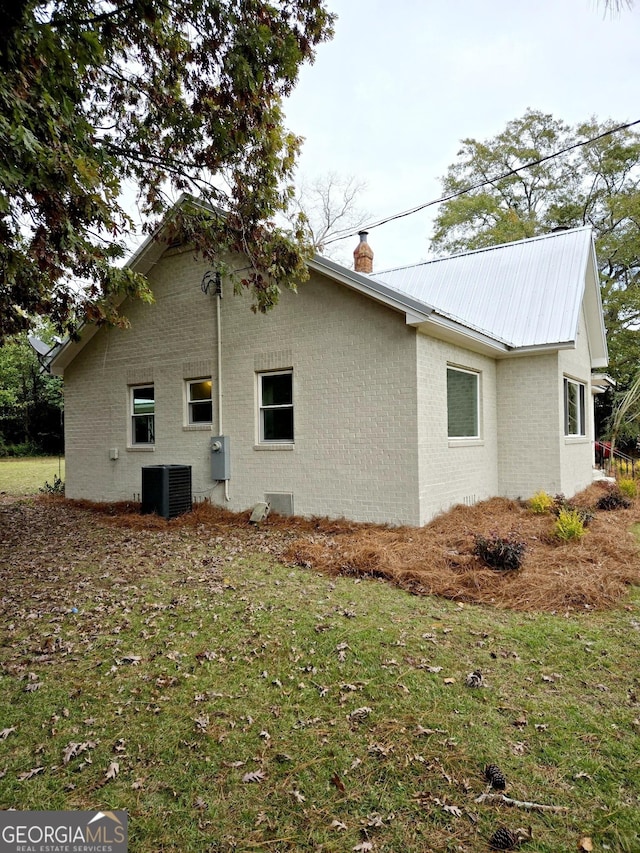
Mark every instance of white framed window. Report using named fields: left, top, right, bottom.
left=564, top=377, right=586, bottom=436
left=258, top=370, right=293, bottom=443
left=187, top=378, right=213, bottom=424
left=131, top=385, right=155, bottom=445
left=447, top=366, right=479, bottom=439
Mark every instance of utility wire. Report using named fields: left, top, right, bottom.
left=323, top=118, right=640, bottom=246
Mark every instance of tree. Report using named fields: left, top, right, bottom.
left=288, top=172, right=370, bottom=262
left=430, top=109, right=640, bottom=388
left=0, top=1, right=335, bottom=344
left=0, top=331, right=63, bottom=454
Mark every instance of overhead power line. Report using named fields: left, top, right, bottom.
left=324, top=118, right=640, bottom=246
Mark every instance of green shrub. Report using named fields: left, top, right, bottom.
left=39, top=474, right=65, bottom=495
left=553, top=508, right=586, bottom=541
left=551, top=494, right=594, bottom=526
left=596, top=486, right=631, bottom=511
left=618, top=477, right=637, bottom=499
left=4, top=440, right=43, bottom=457
left=474, top=533, right=526, bottom=571
left=528, top=491, right=554, bottom=514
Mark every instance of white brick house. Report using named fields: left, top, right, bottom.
left=49, top=223, right=608, bottom=525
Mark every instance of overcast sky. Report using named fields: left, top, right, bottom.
left=283, top=0, right=640, bottom=270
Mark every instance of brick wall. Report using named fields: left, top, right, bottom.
left=416, top=334, right=499, bottom=523
left=496, top=352, right=561, bottom=498
left=558, top=307, right=596, bottom=497
left=64, top=250, right=421, bottom=524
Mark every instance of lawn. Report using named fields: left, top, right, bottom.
left=0, top=494, right=639, bottom=852
left=0, top=455, right=65, bottom=495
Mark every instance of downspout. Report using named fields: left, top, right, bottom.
left=215, top=273, right=230, bottom=502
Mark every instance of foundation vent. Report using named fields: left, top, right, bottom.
left=265, top=492, right=294, bottom=516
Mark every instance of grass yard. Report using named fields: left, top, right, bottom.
left=0, top=456, right=65, bottom=495
left=0, top=495, right=639, bottom=852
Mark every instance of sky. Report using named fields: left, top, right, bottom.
left=282, top=0, right=640, bottom=270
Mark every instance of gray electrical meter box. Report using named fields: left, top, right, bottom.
left=210, top=435, right=230, bottom=480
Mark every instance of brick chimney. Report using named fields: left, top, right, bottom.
left=353, top=231, right=373, bottom=273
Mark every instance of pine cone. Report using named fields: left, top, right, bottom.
left=488, top=826, right=518, bottom=850
left=484, top=763, right=506, bottom=789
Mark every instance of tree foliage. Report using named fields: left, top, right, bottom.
left=430, top=110, right=640, bottom=387
left=0, top=332, right=63, bottom=454
left=0, top=0, right=334, bottom=343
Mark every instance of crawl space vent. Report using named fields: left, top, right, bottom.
left=265, top=492, right=294, bottom=517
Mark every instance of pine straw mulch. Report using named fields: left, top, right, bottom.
left=56, top=481, right=640, bottom=614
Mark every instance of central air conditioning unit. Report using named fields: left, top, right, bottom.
left=141, top=464, right=192, bottom=519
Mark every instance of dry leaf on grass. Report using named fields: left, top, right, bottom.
left=104, top=761, right=119, bottom=780
left=18, top=766, right=44, bottom=781
left=242, top=769, right=266, bottom=783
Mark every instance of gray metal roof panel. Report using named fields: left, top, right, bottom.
left=370, top=227, right=594, bottom=348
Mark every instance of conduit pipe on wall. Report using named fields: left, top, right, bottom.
left=215, top=281, right=230, bottom=502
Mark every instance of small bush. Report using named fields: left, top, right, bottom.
left=553, top=508, right=586, bottom=541
left=474, top=533, right=526, bottom=571
left=618, top=478, right=637, bottom=500
left=596, top=486, right=631, bottom=511
left=3, top=440, right=43, bottom=457
left=574, top=506, right=595, bottom=527
left=550, top=494, right=594, bottom=526
left=39, top=474, right=65, bottom=495
left=529, top=491, right=554, bottom=514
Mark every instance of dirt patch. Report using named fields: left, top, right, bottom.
left=6, top=482, right=640, bottom=613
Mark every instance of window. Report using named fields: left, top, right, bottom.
left=258, top=370, right=293, bottom=442
left=187, top=379, right=213, bottom=424
left=564, top=377, right=586, bottom=436
left=131, top=385, right=155, bottom=444
left=447, top=367, right=479, bottom=439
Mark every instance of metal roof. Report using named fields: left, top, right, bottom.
left=370, top=227, right=596, bottom=349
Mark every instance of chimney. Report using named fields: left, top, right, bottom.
left=353, top=231, right=373, bottom=274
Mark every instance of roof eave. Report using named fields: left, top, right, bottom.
left=414, top=313, right=511, bottom=356
left=308, top=255, right=434, bottom=324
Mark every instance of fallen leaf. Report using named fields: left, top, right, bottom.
left=242, top=769, right=266, bottom=783
left=18, top=766, right=44, bottom=781
left=290, top=788, right=306, bottom=803
left=330, top=772, right=346, bottom=792
left=62, top=741, right=97, bottom=764
left=348, top=707, right=372, bottom=723
left=330, top=819, right=348, bottom=831
left=0, top=727, right=16, bottom=740
left=416, top=725, right=446, bottom=736
left=105, top=761, right=119, bottom=780
left=443, top=677, right=456, bottom=685
left=353, top=842, right=374, bottom=851
left=578, top=837, right=593, bottom=852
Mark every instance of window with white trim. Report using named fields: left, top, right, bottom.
left=131, top=385, right=155, bottom=445
left=564, top=377, right=586, bottom=436
left=187, top=378, right=213, bottom=424
left=258, top=370, right=293, bottom=442
left=447, top=366, right=479, bottom=439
